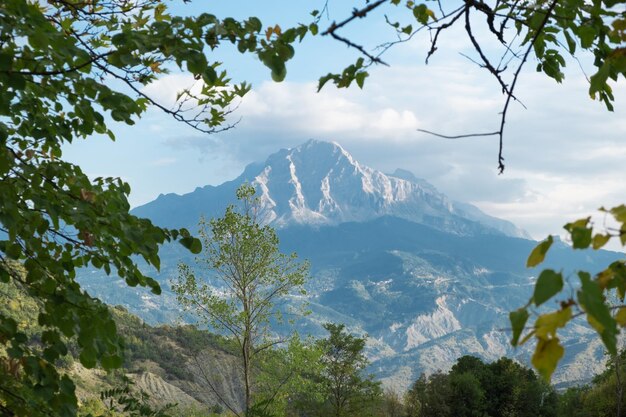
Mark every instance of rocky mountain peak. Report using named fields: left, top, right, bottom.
left=251, top=140, right=455, bottom=228
left=133, top=139, right=528, bottom=238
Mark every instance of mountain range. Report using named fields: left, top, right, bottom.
left=80, top=139, right=620, bottom=392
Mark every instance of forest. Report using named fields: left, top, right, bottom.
left=3, top=274, right=626, bottom=417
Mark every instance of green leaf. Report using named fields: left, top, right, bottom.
left=571, top=227, right=592, bottom=248
left=79, top=348, right=97, bottom=369
left=564, top=218, right=592, bottom=249
left=592, top=233, right=611, bottom=249
left=203, top=66, right=218, bottom=84
left=180, top=237, right=202, bottom=254
left=101, top=354, right=123, bottom=370
left=5, top=243, right=22, bottom=259
left=187, top=51, right=208, bottom=74
left=578, top=25, right=596, bottom=49
left=355, top=72, right=368, bottom=89
left=578, top=271, right=617, bottom=354
left=266, top=55, right=287, bottom=82
left=533, top=269, right=563, bottom=306
left=412, top=4, right=432, bottom=25
left=527, top=236, right=553, bottom=267
left=510, top=308, right=529, bottom=346
left=610, top=205, right=626, bottom=223
left=564, top=30, right=576, bottom=54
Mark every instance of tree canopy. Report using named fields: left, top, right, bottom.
left=315, top=323, right=382, bottom=417
left=405, top=355, right=557, bottom=417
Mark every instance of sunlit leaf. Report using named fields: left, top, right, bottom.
left=615, top=307, right=626, bottom=326
left=534, top=307, right=572, bottom=339
left=532, top=337, right=564, bottom=380
left=527, top=236, right=553, bottom=267
left=592, top=233, right=611, bottom=249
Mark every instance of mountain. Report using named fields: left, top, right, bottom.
left=277, top=216, right=615, bottom=390
left=133, top=139, right=529, bottom=238
left=80, top=139, right=619, bottom=392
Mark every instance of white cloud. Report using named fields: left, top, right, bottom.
left=141, top=74, right=199, bottom=108
left=237, top=81, right=421, bottom=139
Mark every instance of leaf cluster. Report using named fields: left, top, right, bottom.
left=511, top=205, right=626, bottom=380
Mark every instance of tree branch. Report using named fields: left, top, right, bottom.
left=322, top=0, right=390, bottom=65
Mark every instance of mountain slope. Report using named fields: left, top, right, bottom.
left=81, top=140, right=621, bottom=392
left=80, top=216, right=620, bottom=392
left=276, top=217, right=617, bottom=390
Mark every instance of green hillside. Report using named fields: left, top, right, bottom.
left=0, top=277, right=238, bottom=416
left=5, top=273, right=626, bottom=417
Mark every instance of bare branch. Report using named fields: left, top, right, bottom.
left=496, top=0, right=560, bottom=172
left=417, top=129, right=500, bottom=139
left=322, top=0, right=388, bottom=35
left=426, top=6, right=465, bottom=63
left=322, top=0, right=390, bottom=65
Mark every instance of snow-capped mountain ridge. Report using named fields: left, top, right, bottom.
left=240, top=139, right=527, bottom=238
left=109, top=140, right=621, bottom=392
left=133, top=139, right=528, bottom=238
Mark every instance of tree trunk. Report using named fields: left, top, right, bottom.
left=243, top=335, right=251, bottom=416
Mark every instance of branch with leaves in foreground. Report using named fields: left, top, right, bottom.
left=316, top=0, right=626, bottom=172
left=511, top=205, right=626, bottom=380
left=0, top=1, right=312, bottom=416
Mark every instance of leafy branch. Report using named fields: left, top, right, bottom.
left=317, top=0, right=626, bottom=172
left=512, top=205, right=626, bottom=380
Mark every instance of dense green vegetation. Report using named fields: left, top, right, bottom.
left=401, top=351, right=626, bottom=417
left=0, top=0, right=306, bottom=414
left=7, top=273, right=626, bottom=417
left=405, top=356, right=557, bottom=417
left=558, top=350, right=626, bottom=417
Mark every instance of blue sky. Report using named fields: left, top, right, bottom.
left=62, top=1, right=626, bottom=243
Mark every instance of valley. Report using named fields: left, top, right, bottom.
left=79, top=140, right=621, bottom=392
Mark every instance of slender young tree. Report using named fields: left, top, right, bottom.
left=173, top=184, right=309, bottom=417
left=316, top=323, right=382, bottom=417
